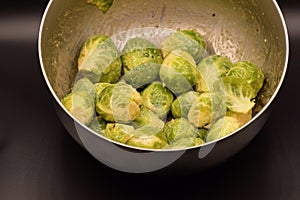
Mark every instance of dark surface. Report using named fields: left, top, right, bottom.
left=0, top=1, right=300, bottom=200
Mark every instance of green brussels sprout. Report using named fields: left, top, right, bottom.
left=77, top=34, right=122, bottom=83
left=122, top=37, right=163, bottom=72
left=87, top=0, right=114, bottom=14
left=89, top=116, right=107, bottom=134
left=222, top=76, right=256, bottom=114
left=134, top=122, right=164, bottom=136
left=160, top=50, right=200, bottom=94
left=133, top=106, right=165, bottom=128
left=61, top=78, right=96, bottom=126
left=195, top=55, right=233, bottom=93
left=226, top=110, right=252, bottom=126
left=161, top=29, right=207, bottom=63
left=121, top=37, right=163, bottom=88
left=95, top=82, right=112, bottom=95
left=127, top=134, right=167, bottom=149
left=133, top=107, right=159, bottom=127
left=96, top=82, right=142, bottom=123
left=104, top=122, right=167, bottom=149
left=105, top=123, right=135, bottom=144
left=197, top=128, right=208, bottom=141
left=206, top=116, right=242, bottom=142
left=188, top=92, right=226, bottom=128
left=226, top=61, right=264, bottom=98
left=166, top=137, right=204, bottom=149
left=94, top=82, right=112, bottom=101
left=141, top=82, right=174, bottom=119
left=123, top=63, right=161, bottom=88
left=171, top=91, right=201, bottom=118
left=159, top=118, right=200, bottom=145
left=72, top=77, right=97, bottom=96
left=132, top=107, right=165, bottom=138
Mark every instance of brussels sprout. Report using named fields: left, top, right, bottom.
left=62, top=92, right=96, bottom=125
left=188, top=92, right=226, bottom=128
left=141, top=82, right=174, bottom=119
left=72, top=77, right=97, bottom=96
left=105, top=123, right=135, bottom=144
left=77, top=34, right=122, bottom=83
left=104, top=122, right=166, bottom=149
left=87, top=0, right=114, bottom=14
left=89, top=116, right=107, bottom=134
left=133, top=107, right=159, bottom=127
left=134, top=106, right=165, bottom=127
left=123, top=63, right=161, bottom=88
left=127, top=134, right=167, bottom=149
left=161, top=29, right=207, bottom=63
left=226, top=61, right=264, bottom=98
left=121, top=37, right=163, bottom=88
left=197, top=128, right=208, bottom=141
left=134, top=122, right=164, bottom=136
left=222, top=76, right=256, bottom=114
left=122, top=37, right=163, bottom=72
left=166, top=137, right=204, bottom=149
left=160, top=50, right=200, bottom=94
left=94, top=82, right=112, bottom=101
left=195, top=55, right=233, bottom=93
left=226, top=110, right=252, bottom=126
left=171, top=91, right=201, bottom=118
left=206, top=116, right=242, bottom=142
left=159, top=118, right=200, bottom=145
left=61, top=78, right=96, bottom=126
left=132, top=107, right=165, bottom=137
left=96, top=82, right=142, bottom=123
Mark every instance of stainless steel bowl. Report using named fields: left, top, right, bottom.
left=38, top=0, right=289, bottom=173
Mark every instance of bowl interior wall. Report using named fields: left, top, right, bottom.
left=40, top=0, right=287, bottom=115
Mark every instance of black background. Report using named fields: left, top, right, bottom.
left=1, top=1, right=300, bottom=200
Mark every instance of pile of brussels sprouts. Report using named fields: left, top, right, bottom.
left=62, top=29, right=265, bottom=149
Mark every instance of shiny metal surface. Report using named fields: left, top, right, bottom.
left=38, top=0, right=289, bottom=173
